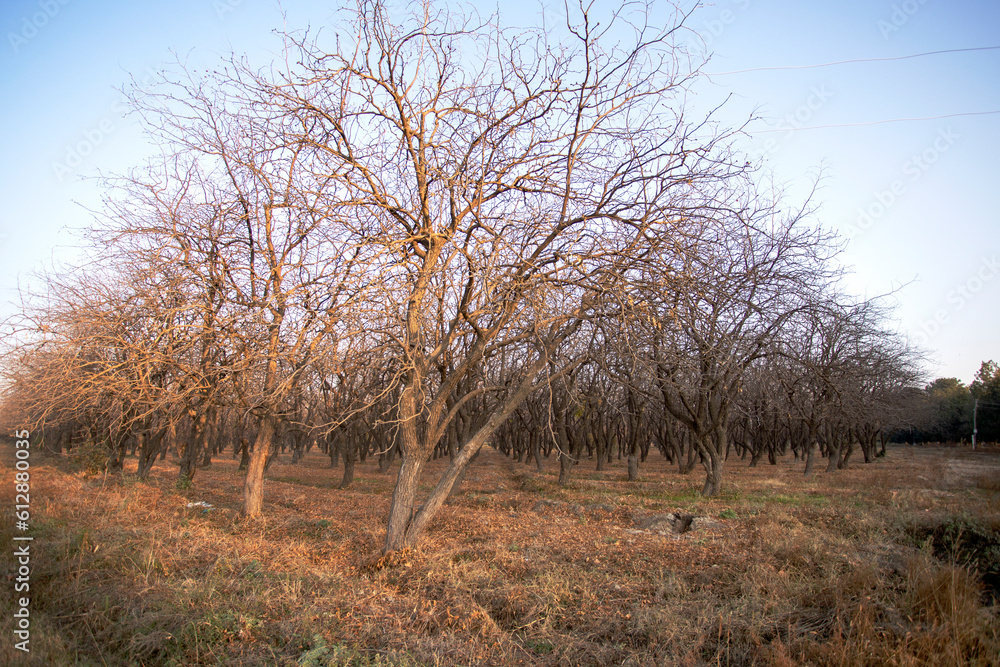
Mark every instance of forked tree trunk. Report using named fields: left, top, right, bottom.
left=448, top=449, right=480, bottom=500
left=595, top=432, right=605, bottom=471
left=179, top=408, right=209, bottom=483
left=839, top=441, right=853, bottom=469
left=138, top=429, right=166, bottom=479
left=383, top=359, right=548, bottom=552
left=384, top=384, right=424, bottom=551
left=395, top=424, right=500, bottom=549
left=698, top=436, right=724, bottom=498
left=106, top=432, right=129, bottom=473
left=826, top=441, right=841, bottom=472
left=699, top=429, right=725, bottom=497
left=701, top=455, right=723, bottom=496
left=106, top=404, right=132, bottom=473
left=384, top=454, right=425, bottom=551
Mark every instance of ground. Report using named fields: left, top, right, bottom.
left=1, top=441, right=998, bottom=666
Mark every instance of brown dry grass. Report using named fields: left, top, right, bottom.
left=1, top=443, right=998, bottom=666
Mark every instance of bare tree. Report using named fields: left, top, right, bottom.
left=3, top=0, right=900, bottom=556
left=623, top=177, right=837, bottom=495
left=251, top=0, right=745, bottom=549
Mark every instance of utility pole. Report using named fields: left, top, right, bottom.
left=972, top=398, right=978, bottom=450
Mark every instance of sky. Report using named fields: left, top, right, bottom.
left=0, top=0, right=997, bottom=385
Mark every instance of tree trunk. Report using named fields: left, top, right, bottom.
left=106, top=434, right=128, bottom=473
left=701, top=459, right=722, bottom=496
left=681, top=436, right=698, bottom=474
left=264, top=443, right=281, bottom=471
left=402, top=428, right=498, bottom=547
left=290, top=432, right=306, bottom=464
left=106, top=407, right=130, bottom=473
left=804, top=439, right=818, bottom=475
left=840, top=441, right=853, bottom=469
left=627, top=435, right=640, bottom=482
left=448, top=449, right=480, bottom=501
left=699, top=425, right=727, bottom=497
left=378, top=448, right=393, bottom=473
left=384, top=454, right=425, bottom=551
left=238, top=437, right=251, bottom=471
left=133, top=431, right=145, bottom=464
left=384, top=359, right=549, bottom=552
left=199, top=409, right=216, bottom=468
left=137, top=429, right=165, bottom=479
left=826, top=440, right=841, bottom=472
left=180, top=408, right=209, bottom=483
left=339, top=444, right=356, bottom=489
left=700, top=441, right=723, bottom=497
left=557, top=409, right=575, bottom=486
left=556, top=451, right=570, bottom=485
left=243, top=415, right=276, bottom=517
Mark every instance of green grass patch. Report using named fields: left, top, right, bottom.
left=525, top=638, right=555, bottom=655
left=768, top=491, right=829, bottom=507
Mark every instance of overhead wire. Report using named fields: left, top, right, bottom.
left=750, top=110, right=1000, bottom=133
left=704, top=45, right=1000, bottom=76
left=698, top=45, right=1000, bottom=132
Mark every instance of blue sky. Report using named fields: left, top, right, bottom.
left=1, top=0, right=997, bottom=384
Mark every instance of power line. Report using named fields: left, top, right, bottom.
left=705, top=45, right=1000, bottom=76
left=749, top=110, right=1000, bottom=133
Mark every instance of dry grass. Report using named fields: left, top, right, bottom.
left=1, top=443, right=998, bottom=666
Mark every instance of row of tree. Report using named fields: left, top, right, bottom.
left=0, top=1, right=926, bottom=552
left=904, top=362, right=1000, bottom=444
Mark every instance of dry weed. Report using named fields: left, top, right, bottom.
left=2, top=443, right=999, bottom=665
